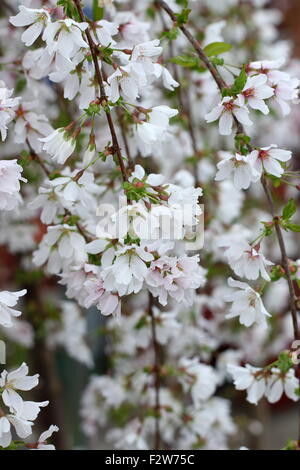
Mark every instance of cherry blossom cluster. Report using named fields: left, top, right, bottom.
left=0, top=0, right=300, bottom=451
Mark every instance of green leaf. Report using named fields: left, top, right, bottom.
left=176, top=0, right=188, bottom=6
left=282, top=439, right=298, bottom=450
left=211, top=57, right=224, bottom=66
left=276, top=351, right=293, bottom=373
left=269, top=265, right=284, bottom=282
left=282, top=199, right=296, bottom=221
left=170, top=55, right=197, bottom=67
left=93, top=0, right=104, bottom=20
left=134, top=315, right=148, bottom=330
left=268, top=174, right=282, bottom=188
left=160, top=27, right=179, bottom=41
left=56, top=0, right=81, bottom=21
left=175, top=8, right=191, bottom=26
left=170, top=55, right=205, bottom=72
left=203, top=42, right=232, bottom=57
left=15, top=77, right=27, bottom=93
left=231, top=67, right=247, bottom=94
left=234, top=133, right=251, bottom=154
left=285, top=222, right=300, bottom=232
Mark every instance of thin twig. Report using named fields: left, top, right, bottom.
left=156, top=0, right=226, bottom=92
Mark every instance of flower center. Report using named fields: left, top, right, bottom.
left=258, top=150, right=269, bottom=160
left=223, top=100, right=235, bottom=112
left=243, top=87, right=255, bottom=98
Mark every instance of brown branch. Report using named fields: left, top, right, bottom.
left=148, top=293, right=161, bottom=450
left=156, top=0, right=226, bottom=92
left=72, top=0, right=128, bottom=182
left=261, top=176, right=299, bottom=340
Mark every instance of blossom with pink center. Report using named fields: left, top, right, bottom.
left=205, top=96, right=253, bottom=135
left=225, top=277, right=271, bottom=328
left=248, top=59, right=299, bottom=116
left=238, top=74, right=274, bottom=114
left=215, top=152, right=260, bottom=190
left=219, top=239, right=273, bottom=280
left=248, top=144, right=292, bottom=177
left=84, top=272, right=121, bottom=319
left=146, top=254, right=206, bottom=306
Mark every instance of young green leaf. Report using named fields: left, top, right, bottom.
left=170, top=55, right=206, bottom=72
left=175, top=8, right=191, bottom=26
left=203, top=42, right=232, bottom=57
left=93, top=0, right=104, bottom=20
left=285, top=222, right=300, bottom=232
left=282, top=199, right=296, bottom=221
left=231, top=67, right=247, bottom=94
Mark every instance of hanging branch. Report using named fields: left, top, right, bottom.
left=157, top=0, right=300, bottom=446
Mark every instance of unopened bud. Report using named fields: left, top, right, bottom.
left=136, top=106, right=150, bottom=114
left=159, top=193, right=169, bottom=201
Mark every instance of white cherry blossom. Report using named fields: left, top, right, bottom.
left=239, top=74, right=274, bottom=114
left=266, top=367, right=299, bottom=403
left=225, top=277, right=271, bottom=328
left=205, top=96, right=253, bottom=135
left=248, top=145, right=292, bottom=177
left=0, top=363, right=39, bottom=414
left=0, top=289, right=27, bottom=328
left=0, top=83, right=20, bottom=141
left=227, top=364, right=266, bottom=405
left=43, top=19, right=88, bottom=59
left=32, top=425, right=59, bottom=450
left=219, top=240, right=273, bottom=280
left=10, top=6, right=50, bottom=46
left=215, top=152, right=260, bottom=190
left=92, top=19, right=119, bottom=46
left=40, top=128, right=77, bottom=164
